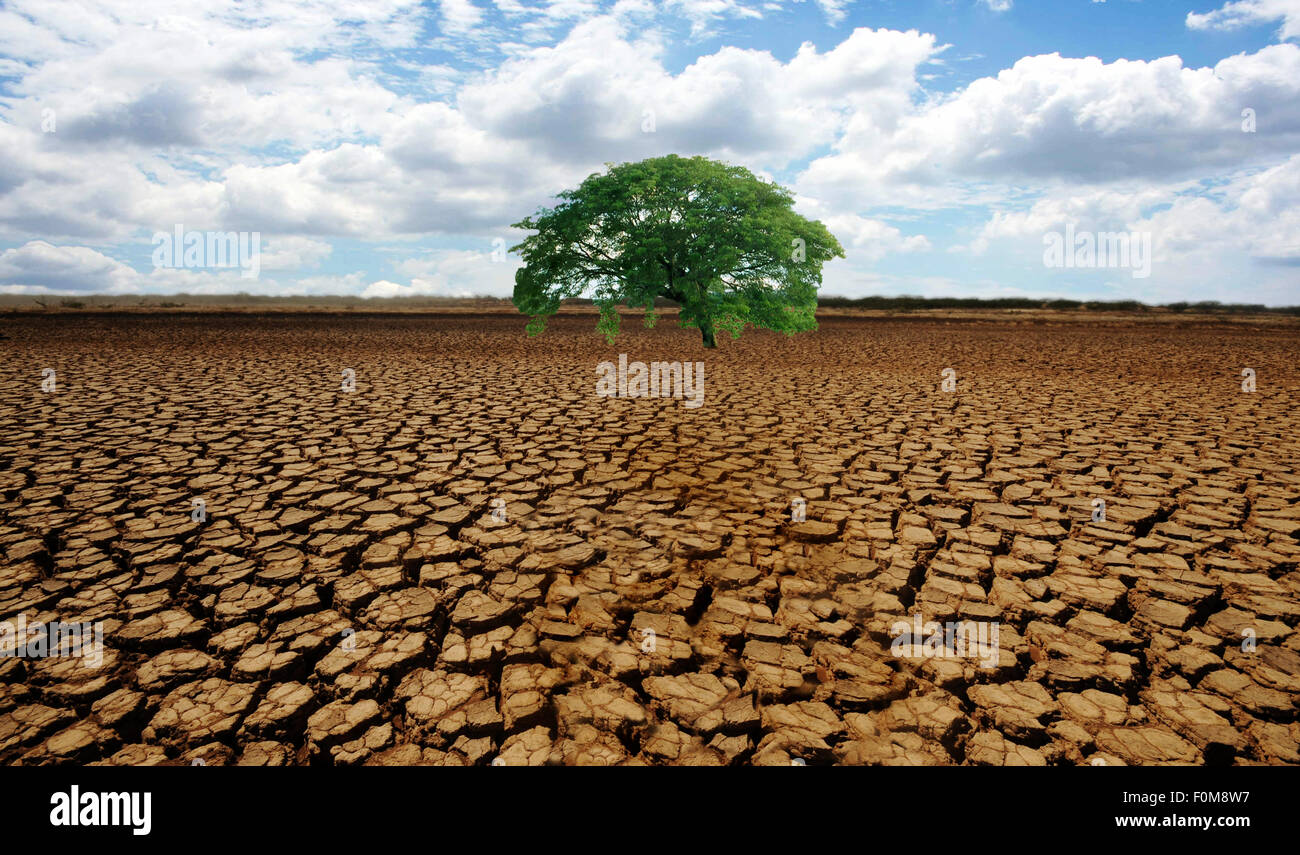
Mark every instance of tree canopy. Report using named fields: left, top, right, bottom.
left=510, top=154, right=845, bottom=347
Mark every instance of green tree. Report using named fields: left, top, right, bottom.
left=510, top=154, right=845, bottom=348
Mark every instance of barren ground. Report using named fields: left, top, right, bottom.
left=2, top=310, right=1298, bottom=765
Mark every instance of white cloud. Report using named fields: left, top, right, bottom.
left=798, top=45, right=1300, bottom=210
left=0, top=0, right=415, bottom=156
left=0, top=240, right=278, bottom=293
left=0, top=11, right=938, bottom=245
left=957, top=154, right=1300, bottom=301
left=965, top=186, right=1179, bottom=254
left=260, top=237, right=334, bottom=270
left=359, top=279, right=412, bottom=298
left=818, top=214, right=931, bottom=259
left=0, top=241, right=139, bottom=292
left=278, top=272, right=369, bottom=295
left=1187, top=0, right=1300, bottom=41
left=135, top=19, right=938, bottom=240
left=440, top=0, right=486, bottom=34
left=457, top=19, right=936, bottom=166
left=388, top=248, right=522, bottom=295
left=665, top=0, right=765, bottom=37
left=818, top=0, right=850, bottom=25
left=1137, top=153, right=1300, bottom=264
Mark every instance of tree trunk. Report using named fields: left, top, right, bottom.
left=700, top=316, right=717, bottom=348
left=694, top=277, right=716, bottom=348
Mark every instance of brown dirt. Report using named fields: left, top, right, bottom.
left=1, top=310, right=1297, bottom=765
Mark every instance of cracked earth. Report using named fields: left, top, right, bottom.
left=2, top=310, right=1298, bottom=765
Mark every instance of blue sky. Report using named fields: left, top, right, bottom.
left=0, top=0, right=1297, bottom=304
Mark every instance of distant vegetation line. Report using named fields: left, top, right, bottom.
left=4, top=293, right=1298, bottom=316
left=814, top=295, right=1300, bottom=315
left=579, top=294, right=1300, bottom=315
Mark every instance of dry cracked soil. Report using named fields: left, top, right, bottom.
left=1, top=309, right=1298, bottom=766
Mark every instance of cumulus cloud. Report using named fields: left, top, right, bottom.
left=277, top=272, right=370, bottom=295
left=386, top=248, right=522, bottom=296
left=954, top=153, right=1300, bottom=301
left=965, top=186, right=1180, bottom=255
left=0, top=242, right=139, bottom=292
left=1136, top=153, right=1300, bottom=265
left=260, top=237, right=334, bottom=270
left=59, top=84, right=205, bottom=147
left=1, top=0, right=412, bottom=157
left=166, top=19, right=938, bottom=239
left=1, top=12, right=938, bottom=244
left=0, top=238, right=346, bottom=294
left=456, top=19, right=936, bottom=167
left=818, top=214, right=931, bottom=260
left=797, top=45, right=1300, bottom=211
